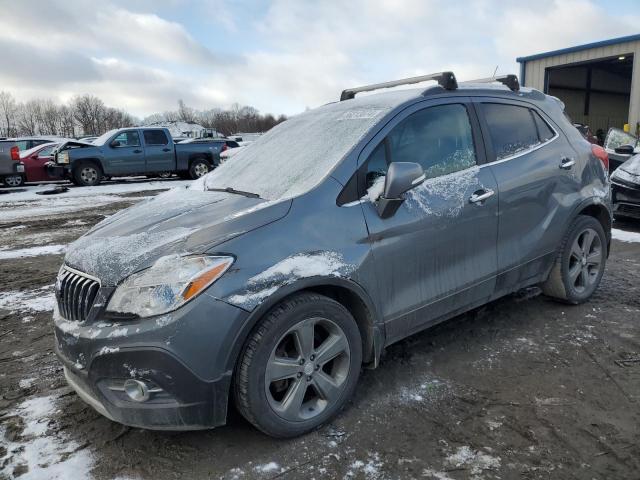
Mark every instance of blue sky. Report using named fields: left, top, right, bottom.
left=0, top=0, right=637, bottom=118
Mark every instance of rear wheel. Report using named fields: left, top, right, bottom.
left=189, top=159, right=210, bottom=179
left=234, top=293, right=362, bottom=438
left=542, top=215, right=607, bottom=304
left=73, top=162, right=103, bottom=187
left=3, top=175, right=24, bottom=187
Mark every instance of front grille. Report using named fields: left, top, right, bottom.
left=56, top=266, right=101, bottom=321
left=617, top=203, right=640, bottom=219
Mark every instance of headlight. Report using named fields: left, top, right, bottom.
left=106, top=255, right=233, bottom=318
left=57, top=151, right=69, bottom=164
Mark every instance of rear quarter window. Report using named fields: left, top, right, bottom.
left=143, top=130, right=169, bottom=145
left=482, top=103, right=540, bottom=160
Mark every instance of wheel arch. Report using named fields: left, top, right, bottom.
left=223, top=276, right=384, bottom=376
left=571, top=198, right=612, bottom=254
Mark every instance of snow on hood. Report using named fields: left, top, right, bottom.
left=64, top=186, right=291, bottom=285
left=618, top=153, right=640, bottom=177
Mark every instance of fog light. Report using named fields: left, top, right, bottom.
left=124, top=379, right=150, bottom=402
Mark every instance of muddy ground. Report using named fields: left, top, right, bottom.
left=1, top=179, right=640, bottom=480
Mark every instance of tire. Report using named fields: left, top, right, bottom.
left=72, top=161, right=103, bottom=187
left=234, top=292, right=362, bottom=438
left=3, top=175, right=24, bottom=187
left=188, top=158, right=210, bottom=179
left=542, top=215, right=607, bottom=304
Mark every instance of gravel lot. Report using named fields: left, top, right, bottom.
left=1, top=179, right=640, bottom=480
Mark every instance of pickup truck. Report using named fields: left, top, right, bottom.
left=0, top=140, right=25, bottom=187
left=50, top=127, right=218, bottom=186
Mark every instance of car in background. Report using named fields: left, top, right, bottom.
left=20, top=142, right=60, bottom=183
left=179, top=138, right=241, bottom=162
left=573, top=123, right=598, bottom=145
left=8, top=136, right=67, bottom=151
left=611, top=153, right=640, bottom=220
left=604, top=128, right=639, bottom=171
left=219, top=144, right=245, bottom=163
left=78, top=136, right=98, bottom=143
left=0, top=140, right=25, bottom=187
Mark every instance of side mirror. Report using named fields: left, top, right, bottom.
left=615, top=144, right=634, bottom=155
left=376, top=162, right=425, bottom=219
left=110, top=140, right=121, bottom=148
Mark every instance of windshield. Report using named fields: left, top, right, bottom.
left=604, top=128, right=638, bottom=151
left=93, top=129, right=119, bottom=146
left=192, top=92, right=410, bottom=201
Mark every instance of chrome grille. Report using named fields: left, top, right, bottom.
left=56, top=266, right=101, bottom=321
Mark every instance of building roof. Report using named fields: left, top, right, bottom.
left=516, top=33, right=640, bottom=63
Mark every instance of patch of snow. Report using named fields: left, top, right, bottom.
left=19, top=378, right=36, bottom=389
left=0, top=285, right=55, bottom=313
left=612, top=228, right=640, bottom=243
left=97, top=346, right=120, bottom=355
left=107, top=328, right=128, bottom=338
left=446, top=446, right=500, bottom=475
left=365, top=175, right=386, bottom=203
left=0, top=244, right=66, bottom=260
left=422, top=469, right=455, bottom=480
left=0, top=395, right=94, bottom=480
left=253, top=462, right=281, bottom=473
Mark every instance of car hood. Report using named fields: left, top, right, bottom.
left=64, top=186, right=291, bottom=286
left=618, top=154, right=640, bottom=177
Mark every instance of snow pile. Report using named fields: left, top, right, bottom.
left=227, top=252, right=355, bottom=309
left=0, top=285, right=55, bottom=313
left=612, top=228, right=640, bottom=243
left=445, top=446, right=500, bottom=475
left=0, top=395, right=94, bottom=479
left=0, top=244, right=66, bottom=260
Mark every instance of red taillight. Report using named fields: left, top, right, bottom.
left=10, top=146, right=19, bottom=161
left=591, top=144, right=609, bottom=171
left=221, top=143, right=228, bottom=152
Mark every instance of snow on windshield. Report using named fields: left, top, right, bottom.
left=193, top=91, right=417, bottom=201
left=92, top=129, right=118, bottom=146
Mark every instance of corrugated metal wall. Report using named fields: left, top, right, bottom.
left=522, top=39, right=640, bottom=134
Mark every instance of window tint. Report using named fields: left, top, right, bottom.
left=16, top=141, right=28, bottom=150
left=38, top=145, right=56, bottom=157
left=532, top=111, right=555, bottom=142
left=364, top=141, right=388, bottom=188
left=143, top=130, right=168, bottom=145
left=113, top=131, right=141, bottom=147
left=226, top=141, right=240, bottom=148
left=482, top=103, right=540, bottom=160
left=387, top=104, right=476, bottom=179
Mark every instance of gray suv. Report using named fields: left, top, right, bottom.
left=53, top=72, right=611, bottom=438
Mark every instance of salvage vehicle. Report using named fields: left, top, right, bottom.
left=0, top=140, right=25, bottom=187
left=604, top=127, right=639, bottom=171
left=20, top=142, right=60, bottom=183
left=611, top=153, right=640, bottom=220
left=53, top=72, right=612, bottom=437
left=50, top=127, right=218, bottom=186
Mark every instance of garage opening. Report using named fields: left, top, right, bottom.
left=545, top=55, right=633, bottom=142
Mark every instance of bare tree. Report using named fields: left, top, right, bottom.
left=177, top=99, right=197, bottom=123
left=0, top=91, right=17, bottom=137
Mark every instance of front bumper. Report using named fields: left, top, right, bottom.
left=46, top=163, right=68, bottom=179
left=612, top=180, right=640, bottom=219
left=54, top=292, right=249, bottom=430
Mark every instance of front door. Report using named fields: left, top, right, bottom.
left=142, top=129, right=174, bottom=172
left=107, top=130, right=145, bottom=175
left=359, top=100, right=499, bottom=343
left=25, top=144, right=57, bottom=182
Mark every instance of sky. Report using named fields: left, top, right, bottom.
left=0, top=0, right=638, bottom=118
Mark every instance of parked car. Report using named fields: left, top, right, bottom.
left=78, top=136, right=98, bottom=143
left=179, top=138, right=241, bottom=162
left=0, top=140, right=25, bottom=187
left=19, top=142, right=60, bottom=183
left=53, top=72, right=611, bottom=438
left=604, top=128, right=639, bottom=171
left=611, top=153, right=640, bottom=220
left=50, top=128, right=220, bottom=186
left=8, top=136, right=67, bottom=151
left=573, top=123, right=598, bottom=144
left=219, top=145, right=245, bottom=163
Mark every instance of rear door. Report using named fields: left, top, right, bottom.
left=107, top=130, right=145, bottom=174
left=474, top=98, right=581, bottom=292
left=142, top=129, right=174, bottom=172
left=359, top=99, right=499, bottom=342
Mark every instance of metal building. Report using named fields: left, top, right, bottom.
left=517, top=34, right=640, bottom=139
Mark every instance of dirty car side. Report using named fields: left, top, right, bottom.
left=53, top=85, right=611, bottom=433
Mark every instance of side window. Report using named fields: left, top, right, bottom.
left=38, top=145, right=56, bottom=157
left=387, top=104, right=477, bottom=179
left=143, top=130, right=169, bottom=145
left=482, top=103, right=540, bottom=160
left=531, top=111, right=555, bottom=142
left=113, top=131, right=141, bottom=147
left=16, top=141, right=28, bottom=150
left=364, top=141, right=388, bottom=188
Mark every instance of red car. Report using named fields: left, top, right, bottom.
left=20, top=142, right=59, bottom=183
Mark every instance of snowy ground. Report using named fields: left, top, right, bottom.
left=1, top=178, right=640, bottom=479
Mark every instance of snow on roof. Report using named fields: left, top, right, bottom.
left=140, top=120, right=213, bottom=139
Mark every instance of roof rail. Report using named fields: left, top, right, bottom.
left=462, top=74, right=520, bottom=91
left=340, top=71, right=458, bottom=101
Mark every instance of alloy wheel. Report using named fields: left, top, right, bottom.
left=4, top=175, right=23, bottom=187
left=265, top=317, right=351, bottom=422
left=568, top=227, right=602, bottom=293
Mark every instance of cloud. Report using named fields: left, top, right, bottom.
left=0, top=0, right=637, bottom=117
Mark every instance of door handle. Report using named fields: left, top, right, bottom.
left=469, top=188, right=495, bottom=204
left=162, top=148, right=171, bottom=152
left=133, top=149, right=142, bottom=154
left=560, top=157, right=575, bottom=169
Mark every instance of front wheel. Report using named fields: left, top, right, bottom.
left=542, top=215, right=607, bottom=304
left=73, top=162, right=103, bottom=186
left=234, top=293, right=362, bottom=438
left=3, top=175, right=24, bottom=187
left=188, top=159, right=210, bottom=179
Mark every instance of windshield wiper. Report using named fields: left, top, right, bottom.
left=207, top=186, right=261, bottom=198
